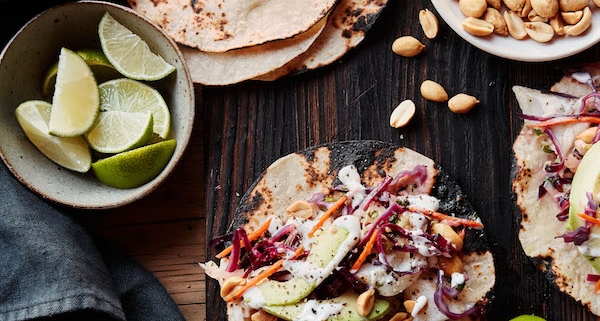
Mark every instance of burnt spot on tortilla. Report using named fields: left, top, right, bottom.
left=342, top=30, right=352, bottom=38
left=431, top=166, right=489, bottom=254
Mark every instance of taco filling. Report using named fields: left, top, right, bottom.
left=203, top=141, right=495, bottom=320
left=513, top=69, right=600, bottom=315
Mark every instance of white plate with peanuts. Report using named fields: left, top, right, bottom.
left=431, top=0, right=600, bottom=61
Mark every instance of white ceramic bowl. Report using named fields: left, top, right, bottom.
left=431, top=0, right=600, bottom=62
left=0, top=1, right=195, bottom=209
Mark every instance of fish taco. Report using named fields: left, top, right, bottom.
left=204, top=140, right=495, bottom=320
left=512, top=66, right=600, bottom=316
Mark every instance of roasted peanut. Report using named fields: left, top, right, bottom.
left=392, top=36, right=425, bottom=57
left=220, top=276, right=245, bottom=298
left=390, top=100, right=416, bottom=128
left=432, top=223, right=464, bottom=251
left=503, top=0, right=527, bottom=12
left=524, top=21, right=555, bottom=42
left=462, top=17, right=495, bottom=36
left=561, top=10, right=584, bottom=24
left=565, top=6, right=592, bottom=36
left=357, top=289, right=376, bottom=317
left=530, top=0, right=559, bottom=18
left=594, top=0, right=600, bottom=7
left=448, top=93, right=479, bottom=114
left=518, top=0, right=533, bottom=17
left=403, top=300, right=416, bottom=313
left=504, top=10, right=528, bottom=39
left=251, top=310, right=278, bottom=321
left=459, top=0, right=488, bottom=17
left=438, top=255, right=464, bottom=275
left=550, top=14, right=566, bottom=35
left=285, top=200, right=314, bottom=218
left=390, top=312, right=412, bottom=321
left=576, top=126, right=598, bottom=143
left=482, top=7, right=509, bottom=35
left=420, top=80, right=448, bottom=102
left=486, top=0, right=502, bottom=10
left=559, top=0, right=588, bottom=11
left=527, top=9, right=548, bottom=22
left=419, top=9, right=439, bottom=39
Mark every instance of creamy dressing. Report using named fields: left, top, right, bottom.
left=267, top=215, right=284, bottom=236
left=355, top=262, right=421, bottom=296
left=243, top=286, right=265, bottom=309
left=284, top=216, right=361, bottom=284
left=408, top=213, right=429, bottom=232
left=411, top=234, right=437, bottom=257
left=577, top=232, right=600, bottom=257
left=411, top=295, right=428, bottom=317
left=451, top=272, right=466, bottom=288
left=397, top=194, right=440, bottom=211
left=283, top=217, right=318, bottom=250
left=296, top=300, right=344, bottom=321
left=338, top=165, right=366, bottom=208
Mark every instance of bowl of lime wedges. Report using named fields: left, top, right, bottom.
left=0, top=1, right=194, bottom=209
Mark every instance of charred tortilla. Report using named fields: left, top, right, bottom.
left=205, top=140, right=495, bottom=320
left=127, top=0, right=339, bottom=53
left=512, top=66, right=600, bottom=316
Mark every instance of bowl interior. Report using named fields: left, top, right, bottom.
left=0, top=1, right=194, bottom=209
left=431, top=0, right=600, bottom=62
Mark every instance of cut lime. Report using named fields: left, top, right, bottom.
left=42, top=49, right=120, bottom=98
left=49, top=47, right=99, bottom=137
left=85, top=110, right=154, bottom=154
left=98, top=78, right=170, bottom=138
left=91, top=139, right=177, bottom=189
left=99, top=12, right=175, bottom=81
left=509, top=315, right=547, bottom=321
left=15, top=100, right=91, bottom=173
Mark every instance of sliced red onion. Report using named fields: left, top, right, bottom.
left=386, top=165, right=428, bottom=195
left=307, top=192, right=334, bottom=210
left=434, top=270, right=484, bottom=320
left=226, top=229, right=242, bottom=272
left=582, top=92, right=600, bottom=114
left=556, top=226, right=590, bottom=245
left=270, top=224, right=295, bottom=242
left=540, top=89, right=577, bottom=99
left=359, top=202, right=404, bottom=248
left=588, top=273, right=600, bottom=282
left=543, top=128, right=564, bottom=173
left=587, top=192, right=598, bottom=217
left=360, top=175, right=393, bottom=210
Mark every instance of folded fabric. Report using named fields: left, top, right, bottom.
left=0, top=163, right=185, bottom=321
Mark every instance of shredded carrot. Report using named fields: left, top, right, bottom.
left=350, top=228, right=378, bottom=272
left=578, top=213, right=600, bottom=226
left=225, top=246, right=304, bottom=302
left=408, top=206, right=484, bottom=229
left=216, top=218, right=272, bottom=259
left=595, top=279, right=600, bottom=294
left=528, top=116, right=600, bottom=128
left=308, top=196, right=348, bottom=237
left=458, top=228, right=466, bottom=240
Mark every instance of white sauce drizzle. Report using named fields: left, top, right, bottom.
left=243, top=286, right=265, bottom=309
left=411, top=295, right=428, bottom=317
left=398, top=194, right=440, bottom=211
left=451, top=272, right=466, bottom=288
left=296, top=300, right=344, bottom=321
left=338, top=165, right=366, bottom=208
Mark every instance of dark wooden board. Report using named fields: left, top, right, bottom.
left=201, top=1, right=600, bottom=320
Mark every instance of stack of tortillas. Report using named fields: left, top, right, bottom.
left=127, top=0, right=389, bottom=85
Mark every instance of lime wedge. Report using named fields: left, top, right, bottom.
left=98, top=78, right=170, bottom=138
left=42, top=49, right=120, bottom=98
left=49, top=47, right=99, bottom=137
left=15, top=100, right=91, bottom=173
left=85, top=110, right=154, bottom=154
left=91, top=139, right=177, bottom=189
left=99, top=12, right=175, bottom=81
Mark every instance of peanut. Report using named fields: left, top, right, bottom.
left=356, top=289, right=376, bottom=317
left=285, top=200, right=314, bottom=219
left=432, top=223, right=464, bottom=251
left=392, top=36, right=425, bottom=57
left=503, top=0, right=527, bottom=12
left=559, top=0, right=588, bottom=11
left=576, top=126, right=598, bottom=143
left=486, top=0, right=502, bottom=10
left=251, top=310, right=278, bottom=321
left=403, top=300, right=416, bottom=313
left=390, top=100, right=416, bottom=128
left=504, top=10, right=528, bottom=39
left=550, top=14, right=565, bottom=35
left=524, top=21, right=555, bottom=42
left=530, top=0, right=559, bottom=18
left=482, top=7, right=509, bottom=36
left=564, top=6, right=592, bottom=36
left=220, top=276, right=245, bottom=298
left=518, top=0, right=533, bottom=17
left=459, top=0, right=488, bottom=18
left=438, top=255, right=464, bottom=275
left=561, top=10, right=584, bottom=24
left=594, top=0, right=600, bottom=7
left=448, top=93, right=479, bottom=114
left=461, top=17, right=495, bottom=36
left=420, top=80, right=448, bottom=102
left=419, top=9, right=439, bottom=39
left=390, top=312, right=412, bottom=321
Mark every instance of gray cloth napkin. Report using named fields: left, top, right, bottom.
left=0, top=163, right=185, bottom=321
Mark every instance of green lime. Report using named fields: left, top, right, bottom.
left=48, top=47, right=99, bottom=137
left=98, top=12, right=175, bottom=81
left=84, top=110, right=154, bottom=154
left=509, top=315, right=547, bottom=321
left=42, top=49, right=118, bottom=99
left=97, top=78, right=170, bottom=138
left=15, top=100, right=91, bottom=173
left=91, top=139, right=177, bottom=189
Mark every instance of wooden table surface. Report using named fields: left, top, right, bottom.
left=5, top=0, right=600, bottom=320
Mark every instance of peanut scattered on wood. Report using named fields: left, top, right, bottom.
left=390, top=100, right=416, bottom=128
left=420, top=80, right=448, bottom=102
left=448, top=93, right=479, bottom=114
left=419, top=9, right=440, bottom=39
left=392, top=36, right=425, bottom=57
